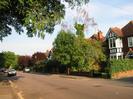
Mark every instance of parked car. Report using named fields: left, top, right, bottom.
left=0, top=68, right=6, bottom=72
left=6, top=69, right=17, bottom=76
left=0, top=68, right=6, bottom=75
left=23, top=67, right=30, bottom=73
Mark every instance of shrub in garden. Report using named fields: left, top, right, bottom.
left=107, top=59, right=133, bottom=77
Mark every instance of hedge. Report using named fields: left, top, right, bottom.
left=107, top=59, right=133, bottom=76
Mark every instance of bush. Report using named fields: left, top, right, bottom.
left=107, top=59, right=133, bottom=77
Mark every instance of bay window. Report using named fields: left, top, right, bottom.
left=128, top=37, right=133, bottom=47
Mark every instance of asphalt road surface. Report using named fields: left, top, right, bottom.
left=2, top=71, right=133, bottom=99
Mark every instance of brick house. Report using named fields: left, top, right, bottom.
left=90, top=30, right=105, bottom=42
left=106, top=20, right=133, bottom=59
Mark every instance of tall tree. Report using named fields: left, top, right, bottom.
left=0, top=0, right=89, bottom=40
left=52, top=23, right=106, bottom=74
left=52, top=30, right=75, bottom=74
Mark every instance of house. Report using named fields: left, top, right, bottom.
left=106, top=20, right=133, bottom=59
left=90, top=30, right=105, bottom=42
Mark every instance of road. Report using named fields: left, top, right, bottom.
left=1, top=71, right=133, bottom=99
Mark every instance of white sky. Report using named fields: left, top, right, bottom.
left=0, top=0, right=133, bottom=55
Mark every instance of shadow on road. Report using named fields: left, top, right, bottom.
left=29, top=71, right=58, bottom=76
left=0, top=74, right=24, bottom=83
left=116, top=77, right=133, bottom=84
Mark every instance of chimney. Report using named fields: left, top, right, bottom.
left=98, top=31, right=103, bottom=40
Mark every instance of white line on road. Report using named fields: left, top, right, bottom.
left=17, top=91, right=24, bottom=99
left=9, top=80, right=14, bottom=88
left=9, top=80, right=24, bottom=99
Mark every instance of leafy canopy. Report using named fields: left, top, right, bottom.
left=52, top=23, right=106, bottom=72
left=0, top=0, right=89, bottom=40
left=0, top=51, right=18, bottom=69
left=52, top=30, right=75, bottom=66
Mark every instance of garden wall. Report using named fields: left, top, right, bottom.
left=108, top=59, right=133, bottom=79
left=112, top=70, right=133, bottom=79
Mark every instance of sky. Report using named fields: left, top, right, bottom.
left=0, top=0, right=133, bottom=56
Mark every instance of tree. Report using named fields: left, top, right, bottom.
left=31, top=52, right=47, bottom=65
left=52, top=30, right=76, bottom=74
left=52, top=23, right=106, bottom=74
left=84, top=39, right=106, bottom=71
left=0, top=51, right=18, bottom=69
left=75, top=23, right=85, bottom=38
left=74, top=23, right=106, bottom=72
left=0, top=52, right=5, bottom=68
left=18, top=55, right=31, bottom=69
left=0, top=0, right=89, bottom=40
left=65, top=0, right=89, bottom=7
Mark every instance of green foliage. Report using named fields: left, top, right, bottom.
left=75, top=23, right=84, bottom=38
left=52, top=23, right=106, bottom=72
left=73, top=39, right=106, bottom=72
left=65, top=0, right=90, bottom=7
left=52, top=30, right=75, bottom=66
left=0, top=51, right=18, bottom=69
left=107, top=59, right=133, bottom=76
left=0, top=53, right=5, bottom=68
left=32, top=60, right=45, bottom=72
left=0, top=0, right=89, bottom=40
left=0, top=0, right=65, bottom=40
left=45, top=59, right=60, bottom=73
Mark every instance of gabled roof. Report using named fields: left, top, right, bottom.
left=122, top=20, right=133, bottom=37
left=110, top=27, right=123, bottom=37
left=108, top=20, right=133, bottom=37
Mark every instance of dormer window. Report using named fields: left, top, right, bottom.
left=128, top=37, right=133, bottom=47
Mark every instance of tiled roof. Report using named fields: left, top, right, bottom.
left=109, top=20, right=133, bottom=37
left=122, top=20, right=133, bottom=37
left=90, top=31, right=105, bottom=42
left=110, top=27, right=123, bottom=37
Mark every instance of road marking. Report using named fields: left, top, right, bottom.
left=9, top=80, right=14, bottom=88
left=17, top=91, right=24, bottom=99
left=9, top=80, right=24, bottom=99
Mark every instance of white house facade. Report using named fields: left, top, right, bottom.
left=106, top=20, right=133, bottom=59
left=107, top=28, right=123, bottom=59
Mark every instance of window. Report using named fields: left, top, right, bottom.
left=117, top=48, right=119, bottom=53
left=114, top=55, right=116, bottom=59
left=128, top=37, right=133, bottom=47
left=109, top=32, right=115, bottom=37
left=109, top=39, right=112, bottom=48
left=113, top=38, right=116, bottom=47
left=110, top=56, right=113, bottom=59
left=117, top=38, right=122, bottom=47
left=109, top=38, right=116, bottom=48
left=110, top=55, right=116, bottom=59
left=109, top=32, right=112, bottom=37
left=117, top=48, right=122, bottom=53
left=118, top=55, right=122, bottom=59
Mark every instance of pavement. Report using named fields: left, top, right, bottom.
left=0, top=71, right=133, bottom=99
left=0, top=75, right=18, bottom=99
